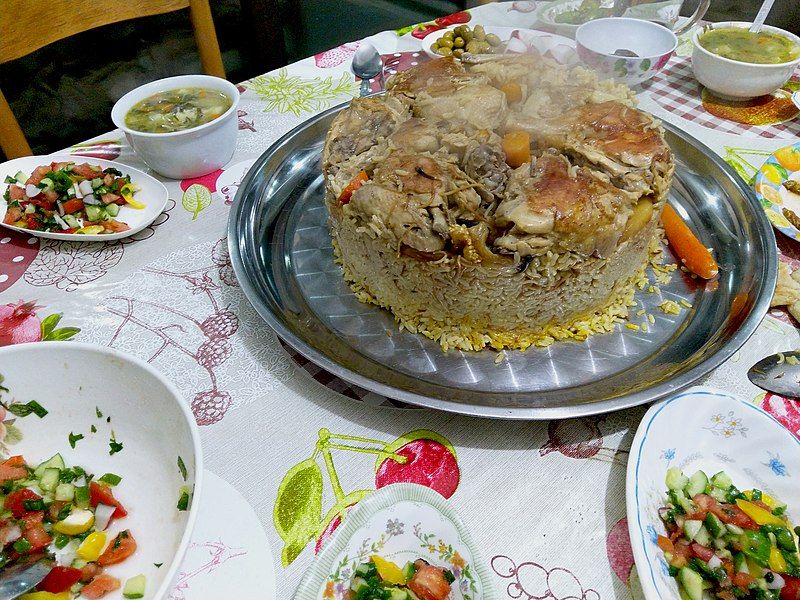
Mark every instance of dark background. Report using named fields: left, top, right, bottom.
left=1, top=0, right=796, bottom=159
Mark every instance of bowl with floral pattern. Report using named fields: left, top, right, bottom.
left=753, top=142, right=800, bottom=241
left=626, top=386, right=800, bottom=600
left=293, top=483, right=494, bottom=600
left=575, top=17, right=677, bottom=86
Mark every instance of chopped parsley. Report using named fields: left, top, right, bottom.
left=68, top=432, right=84, bottom=449
left=154, top=563, right=163, bottom=568
left=90, top=424, right=97, bottom=433
left=95, top=406, right=103, bottom=418
left=177, top=456, right=187, bottom=481
left=109, top=432, right=123, bottom=455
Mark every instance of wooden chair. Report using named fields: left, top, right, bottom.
left=0, top=0, right=226, bottom=159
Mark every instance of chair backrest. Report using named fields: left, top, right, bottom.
left=0, top=0, right=226, bottom=158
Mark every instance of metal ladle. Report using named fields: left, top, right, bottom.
left=351, top=43, right=383, bottom=97
left=748, top=350, right=800, bottom=399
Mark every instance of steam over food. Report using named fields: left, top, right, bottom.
left=322, top=55, right=675, bottom=351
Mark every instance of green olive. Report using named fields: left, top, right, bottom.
left=486, top=33, right=501, bottom=46
left=466, top=40, right=482, bottom=54
left=462, top=29, right=474, bottom=43
left=443, top=30, right=454, bottom=41
left=453, top=36, right=465, bottom=48
left=439, top=38, right=453, bottom=49
left=473, top=25, right=486, bottom=41
left=452, top=48, right=464, bottom=58
left=437, top=46, right=453, bottom=57
left=453, top=25, right=468, bottom=38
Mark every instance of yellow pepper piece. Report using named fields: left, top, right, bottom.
left=371, top=555, right=406, bottom=585
left=76, top=225, right=105, bottom=235
left=120, top=185, right=145, bottom=209
left=19, top=593, right=70, bottom=600
left=736, top=499, right=785, bottom=526
left=77, top=530, right=108, bottom=562
left=52, top=508, right=94, bottom=535
left=769, top=546, right=787, bottom=573
left=743, top=490, right=777, bottom=509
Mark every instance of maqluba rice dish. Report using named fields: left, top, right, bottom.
left=322, top=55, right=675, bottom=351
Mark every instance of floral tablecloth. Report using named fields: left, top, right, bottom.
left=1, top=2, right=799, bottom=598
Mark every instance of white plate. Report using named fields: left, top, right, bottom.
left=626, top=386, right=800, bottom=600
left=422, top=25, right=578, bottom=63
left=0, top=341, right=203, bottom=600
left=293, top=483, right=495, bottom=600
left=0, top=154, right=169, bottom=241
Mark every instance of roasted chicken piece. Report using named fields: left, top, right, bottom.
left=494, top=152, right=636, bottom=257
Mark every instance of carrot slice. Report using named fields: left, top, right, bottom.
left=337, top=171, right=369, bottom=205
left=499, top=82, right=523, bottom=104
left=661, top=204, right=718, bottom=279
left=502, top=130, right=531, bottom=169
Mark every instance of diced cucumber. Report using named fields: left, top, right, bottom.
left=350, top=577, right=368, bottom=592
left=123, top=574, right=146, bottom=599
left=684, top=519, right=703, bottom=540
left=14, top=171, right=27, bottom=185
left=24, top=204, right=35, bottom=214
left=55, top=483, right=74, bottom=502
left=726, top=523, right=744, bottom=535
left=708, top=487, right=727, bottom=503
left=91, top=178, right=103, bottom=189
left=63, top=214, right=80, bottom=228
left=711, top=471, right=732, bottom=490
left=685, top=470, right=709, bottom=498
left=85, top=205, right=103, bottom=222
left=676, top=494, right=696, bottom=515
left=679, top=566, right=704, bottom=600
left=354, top=562, right=373, bottom=577
left=704, top=513, right=725, bottom=538
left=733, top=552, right=749, bottom=574
left=39, top=467, right=60, bottom=492
left=74, top=485, right=90, bottom=509
left=34, top=453, right=65, bottom=478
left=402, top=561, right=416, bottom=583
left=105, top=202, right=120, bottom=217
left=693, top=525, right=711, bottom=547
left=666, top=467, right=689, bottom=491
left=390, top=590, right=410, bottom=600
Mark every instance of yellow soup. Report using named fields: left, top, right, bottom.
left=125, top=87, right=232, bottom=133
left=699, top=28, right=800, bottom=64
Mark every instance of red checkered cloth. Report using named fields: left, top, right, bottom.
left=279, top=340, right=414, bottom=408
left=646, top=56, right=800, bottom=139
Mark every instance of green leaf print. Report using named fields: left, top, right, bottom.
left=40, top=313, right=62, bottom=339
left=182, top=184, right=213, bottom=220
left=274, top=457, right=323, bottom=566
left=246, top=69, right=359, bottom=117
left=4, top=423, right=22, bottom=445
left=40, top=313, right=80, bottom=342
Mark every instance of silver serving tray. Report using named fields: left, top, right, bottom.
left=229, top=101, right=777, bottom=419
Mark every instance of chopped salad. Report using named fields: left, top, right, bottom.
left=1, top=453, right=145, bottom=599
left=2, top=161, right=144, bottom=234
left=349, top=556, right=455, bottom=600
left=657, top=468, right=800, bottom=600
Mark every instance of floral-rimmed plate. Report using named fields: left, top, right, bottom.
left=626, top=386, right=800, bottom=600
left=753, top=142, right=800, bottom=241
left=0, top=154, right=169, bottom=241
left=293, top=483, right=495, bottom=600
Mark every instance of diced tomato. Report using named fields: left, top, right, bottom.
left=44, top=189, right=59, bottom=202
left=0, top=463, right=29, bottom=483
left=5, top=488, right=41, bottom=518
left=693, top=494, right=758, bottom=529
left=102, top=174, right=114, bottom=186
left=81, top=574, right=121, bottom=599
left=51, top=161, right=72, bottom=171
left=26, top=165, right=51, bottom=186
left=721, top=558, right=734, bottom=579
left=8, top=185, right=25, bottom=201
left=103, top=219, right=129, bottom=233
left=670, top=541, right=692, bottom=568
left=100, top=193, right=120, bottom=205
left=733, top=572, right=755, bottom=589
left=690, top=543, right=715, bottom=562
left=3, top=206, right=22, bottom=225
left=38, top=566, right=83, bottom=594
left=656, top=535, right=674, bottom=554
left=23, top=524, right=51, bottom=551
left=89, top=482, right=127, bottom=518
left=80, top=563, right=102, bottom=583
left=20, top=511, right=44, bottom=530
left=782, top=576, right=800, bottom=600
left=337, top=171, right=369, bottom=205
left=48, top=501, right=67, bottom=522
left=718, top=591, right=736, bottom=600
left=2, top=456, right=25, bottom=467
left=61, top=199, right=84, bottom=214
left=72, top=163, right=102, bottom=179
left=693, top=494, right=716, bottom=511
left=408, top=563, right=452, bottom=600
left=25, top=214, right=43, bottom=230
left=97, top=530, right=136, bottom=566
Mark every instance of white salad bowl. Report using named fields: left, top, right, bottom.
left=0, top=341, right=203, bottom=600
left=111, top=74, right=239, bottom=179
left=691, top=22, right=800, bottom=100
left=627, top=386, right=800, bottom=600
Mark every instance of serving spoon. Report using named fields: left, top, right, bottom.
left=749, top=0, right=776, bottom=33
left=351, top=43, right=383, bottom=97
left=748, top=350, right=800, bottom=399
left=0, top=555, right=53, bottom=600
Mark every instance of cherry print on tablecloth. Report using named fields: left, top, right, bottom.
left=274, top=428, right=460, bottom=566
left=0, top=300, right=80, bottom=347
left=314, top=42, right=361, bottom=68
left=0, top=231, right=39, bottom=294
left=540, top=417, right=629, bottom=464
left=759, top=392, right=800, bottom=439
left=237, top=109, right=256, bottom=132
left=365, top=52, right=431, bottom=94
left=168, top=540, right=247, bottom=600
left=491, top=555, right=601, bottom=600
left=22, top=199, right=175, bottom=292
left=180, top=170, right=224, bottom=194
left=607, top=517, right=635, bottom=584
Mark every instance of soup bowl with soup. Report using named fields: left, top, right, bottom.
left=691, top=22, right=800, bottom=100
left=112, top=74, right=240, bottom=179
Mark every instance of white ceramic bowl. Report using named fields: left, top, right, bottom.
left=576, top=18, right=677, bottom=86
left=111, top=74, right=239, bottom=179
left=627, top=386, right=800, bottom=600
left=691, top=22, right=800, bottom=100
left=0, top=341, right=203, bottom=600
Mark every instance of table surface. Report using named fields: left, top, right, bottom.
left=1, top=3, right=799, bottom=598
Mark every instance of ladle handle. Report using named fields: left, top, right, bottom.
left=672, top=0, right=710, bottom=35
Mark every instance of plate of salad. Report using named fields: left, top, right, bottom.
left=627, top=386, right=800, bottom=600
left=0, top=342, right=202, bottom=599
left=0, top=155, right=168, bottom=241
left=293, top=483, right=495, bottom=600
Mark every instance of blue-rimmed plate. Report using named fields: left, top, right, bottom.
left=293, top=483, right=494, bottom=600
left=626, top=386, right=800, bottom=600
left=754, top=142, right=800, bottom=241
